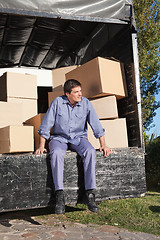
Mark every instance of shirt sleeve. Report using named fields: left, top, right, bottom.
left=38, top=99, right=57, bottom=140
left=87, top=100, right=105, bottom=138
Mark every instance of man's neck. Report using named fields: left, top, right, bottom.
left=67, top=98, right=76, bottom=107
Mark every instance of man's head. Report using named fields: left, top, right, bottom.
left=64, top=79, right=81, bottom=94
left=64, top=79, right=82, bottom=105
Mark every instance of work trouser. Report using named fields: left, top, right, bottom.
left=49, top=138, right=96, bottom=191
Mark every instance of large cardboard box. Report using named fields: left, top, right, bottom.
left=0, top=72, right=37, bottom=100
left=0, top=102, right=23, bottom=128
left=90, top=96, right=118, bottom=119
left=0, top=125, right=34, bottom=154
left=48, top=91, right=64, bottom=106
left=88, top=118, right=128, bottom=149
left=25, top=113, right=45, bottom=150
left=66, top=57, right=128, bottom=99
left=52, top=65, right=78, bottom=91
left=7, top=97, right=37, bottom=122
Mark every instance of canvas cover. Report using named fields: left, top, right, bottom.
left=0, top=0, right=133, bottom=22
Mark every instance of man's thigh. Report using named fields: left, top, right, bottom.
left=49, top=139, right=68, bottom=155
left=69, top=138, right=95, bottom=158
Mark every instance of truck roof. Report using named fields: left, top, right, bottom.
left=0, top=0, right=135, bottom=69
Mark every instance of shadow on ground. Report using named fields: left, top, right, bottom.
left=0, top=205, right=85, bottom=228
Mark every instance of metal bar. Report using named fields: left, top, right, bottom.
left=0, top=8, right=129, bottom=25
left=131, top=33, right=144, bottom=149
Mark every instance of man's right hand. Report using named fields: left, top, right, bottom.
left=35, top=146, right=47, bottom=155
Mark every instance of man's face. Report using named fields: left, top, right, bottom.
left=66, top=86, right=82, bottom=105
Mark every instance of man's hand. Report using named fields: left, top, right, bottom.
left=99, top=145, right=112, bottom=157
left=99, top=136, right=112, bottom=157
left=34, top=135, right=47, bottom=155
left=35, top=146, right=47, bottom=155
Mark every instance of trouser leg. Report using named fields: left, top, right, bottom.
left=69, top=138, right=96, bottom=190
left=49, top=139, right=67, bottom=191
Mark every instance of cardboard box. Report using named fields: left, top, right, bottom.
left=0, top=101, right=23, bottom=128
left=0, top=125, right=34, bottom=154
left=66, top=57, right=128, bottom=99
left=7, top=98, right=37, bottom=122
left=52, top=65, right=78, bottom=91
left=48, top=91, right=64, bottom=106
left=25, top=113, right=45, bottom=150
left=90, top=96, right=118, bottom=119
left=0, top=72, right=37, bottom=100
left=88, top=118, right=128, bottom=149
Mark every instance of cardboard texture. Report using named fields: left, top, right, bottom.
left=25, top=113, right=45, bottom=150
left=0, top=72, right=37, bottom=100
left=66, top=57, right=128, bottom=99
left=52, top=65, right=78, bottom=90
left=0, top=125, right=34, bottom=153
left=7, top=97, right=37, bottom=122
left=88, top=118, right=128, bottom=149
left=0, top=101, right=23, bottom=128
left=90, top=96, right=118, bottom=119
left=48, top=91, right=64, bottom=106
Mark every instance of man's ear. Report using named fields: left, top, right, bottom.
left=65, top=92, right=69, bottom=98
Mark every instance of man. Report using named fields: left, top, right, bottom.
left=35, top=79, right=112, bottom=214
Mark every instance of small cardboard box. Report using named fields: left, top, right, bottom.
left=66, top=57, right=128, bottom=99
left=0, top=72, right=37, bottom=100
left=52, top=65, right=78, bottom=91
left=0, top=101, right=23, bottom=128
left=88, top=118, right=128, bottom=149
left=0, top=125, right=34, bottom=154
left=25, top=113, right=45, bottom=150
left=48, top=91, right=64, bottom=106
left=7, top=97, right=37, bottom=122
left=90, top=96, right=118, bottom=119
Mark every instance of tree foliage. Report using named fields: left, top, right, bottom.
left=133, top=0, right=160, bottom=130
left=145, top=135, right=160, bottom=190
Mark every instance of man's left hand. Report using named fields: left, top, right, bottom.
left=99, top=145, right=112, bottom=157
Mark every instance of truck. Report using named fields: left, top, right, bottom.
left=0, top=0, right=146, bottom=212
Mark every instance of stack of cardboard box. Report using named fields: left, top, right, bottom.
left=65, top=57, right=129, bottom=149
left=0, top=72, right=37, bottom=153
left=36, top=56, right=128, bottom=149
left=50, top=57, right=128, bottom=149
left=4, top=56, right=128, bottom=153
left=88, top=96, right=128, bottom=149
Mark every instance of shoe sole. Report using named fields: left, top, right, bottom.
left=88, top=207, right=99, bottom=213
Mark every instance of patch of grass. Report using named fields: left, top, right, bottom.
left=55, top=192, right=160, bottom=235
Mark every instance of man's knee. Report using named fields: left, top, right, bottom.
left=85, top=145, right=96, bottom=157
left=50, top=147, right=66, bottom=157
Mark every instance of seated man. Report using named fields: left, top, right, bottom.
left=35, top=79, right=112, bottom=214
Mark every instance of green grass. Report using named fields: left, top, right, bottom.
left=53, top=192, right=160, bottom=236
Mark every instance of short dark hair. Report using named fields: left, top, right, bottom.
left=64, top=79, right=81, bottom=94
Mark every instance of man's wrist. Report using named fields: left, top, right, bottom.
left=100, top=144, right=106, bottom=147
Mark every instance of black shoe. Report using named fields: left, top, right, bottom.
left=86, top=190, right=99, bottom=213
left=55, top=190, right=65, bottom=214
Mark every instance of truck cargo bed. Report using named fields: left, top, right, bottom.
left=0, top=148, right=146, bottom=212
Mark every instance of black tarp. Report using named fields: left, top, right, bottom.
left=0, top=0, right=134, bottom=69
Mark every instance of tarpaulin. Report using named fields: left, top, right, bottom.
left=0, top=0, right=132, bottom=22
